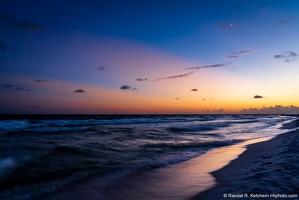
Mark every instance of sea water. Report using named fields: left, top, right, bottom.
left=0, top=114, right=296, bottom=199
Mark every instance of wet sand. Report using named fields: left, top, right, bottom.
left=104, top=137, right=273, bottom=200
left=192, top=119, right=299, bottom=200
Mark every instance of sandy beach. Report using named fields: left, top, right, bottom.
left=192, top=118, right=299, bottom=200
left=40, top=118, right=299, bottom=200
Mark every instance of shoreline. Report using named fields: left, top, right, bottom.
left=40, top=118, right=299, bottom=200
left=192, top=118, right=299, bottom=199
left=42, top=137, right=275, bottom=200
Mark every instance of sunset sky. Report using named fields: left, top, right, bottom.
left=0, top=0, right=299, bottom=114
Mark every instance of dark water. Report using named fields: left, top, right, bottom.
left=0, top=114, right=296, bottom=199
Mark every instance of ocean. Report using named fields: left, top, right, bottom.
left=0, top=114, right=296, bottom=200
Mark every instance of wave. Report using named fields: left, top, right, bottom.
left=167, top=126, right=217, bottom=132
left=0, top=114, right=296, bottom=200
left=142, top=139, right=244, bottom=150
left=1, top=114, right=292, bottom=134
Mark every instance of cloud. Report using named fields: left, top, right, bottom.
left=135, top=78, right=147, bottom=81
left=190, top=89, right=198, bottom=92
left=274, top=51, right=297, bottom=62
left=119, top=84, right=137, bottom=91
left=96, top=65, right=106, bottom=71
left=253, top=95, right=263, bottom=99
left=1, top=84, right=30, bottom=92
left=241, top=105, right=299, bottom=114
left=218, top=22, right=230, bottom=28
left=120, top=85, right=131, bottom=90
left=215, top=109, right=225, bottom=113
left=185, top=64, right=227, bottom=70
left=35, top=79, right=49, bottom=82
left=218, top=22, right=238, bottom=29
left=0, top=13, right=43, bottom=31
left=74, top=89, right=85, bottom=93
left=13, top=21, right=43, bottom=31
left=154, top=72, right=194, bottom=81
left=225, top=50, right=254, bottom=60
left=174, top=98, right=179, bottom=100
left=0, top=13, right=13, bottom=26
left=277, top=18, right=292, bottom=25
left=290, top=52, right=297, bottom=57
left=274, top=55, right=284, bottom=59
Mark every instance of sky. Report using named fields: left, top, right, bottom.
left=0, top=0, right=299, bottom=114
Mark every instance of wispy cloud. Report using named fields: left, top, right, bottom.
left=277, top=17, right=293, bottom=25
left=0, top=13, right=43, bottom=31
left=185, top=64, right=227, bottom=70
left=74, top=89, right=85, bottom=93
left=96, top=65, right=106, bottom=71
left=154, top=72, right=194, bottom=81
left=274, top=51, right=297, bottom=62
left=253, top=95, right=263, bottom=99
left=14, top=21, right=43, bottom=31
left=35, top=79, right=49, bottom=83
left=225, top=50, right=254, bottom=60
left=218, top=22, right=238, bottom=29
left=1, top=83, right=30, bottom=92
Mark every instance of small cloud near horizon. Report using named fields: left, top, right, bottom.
left=241, top=105, right=299, bottom=114
left=213, top=108, right=225, bottom=113
left=253, top=95, right=263, bottom=99
left=74, top=89, right=85, bottom=93
left=190, top=89, right=198, bottom=92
